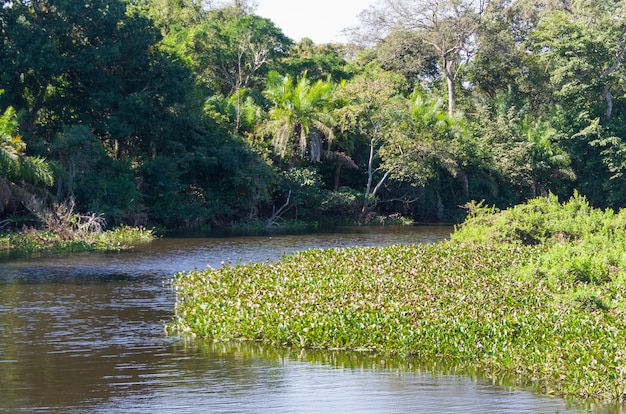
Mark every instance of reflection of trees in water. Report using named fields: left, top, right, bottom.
left=0, top=275, right=171, bottom=410
left=189, top=339, right=527, bottom=390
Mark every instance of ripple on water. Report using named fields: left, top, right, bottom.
left=0, top=228, right=595, bottom=413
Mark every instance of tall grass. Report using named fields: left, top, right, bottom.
left=0, top=224, right=154, bottom=252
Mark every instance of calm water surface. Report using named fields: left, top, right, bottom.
left=0, top=226, right=600, bottom=412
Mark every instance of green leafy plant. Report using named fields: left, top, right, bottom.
left=170, top=193, right=626, bottom=403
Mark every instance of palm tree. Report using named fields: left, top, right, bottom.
left=0, top=106, right=53, bottom=214
left=260, top=71, right=335, bottom=165
left=517, top=115, right=574, bottom=197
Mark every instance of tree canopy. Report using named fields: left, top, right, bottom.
left=0, top=0, right=625, bottom=228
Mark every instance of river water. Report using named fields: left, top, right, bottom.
left=0, top=225, right=597, bottom=413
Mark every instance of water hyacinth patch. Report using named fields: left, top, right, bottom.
left=169, top=193, right=626, bottom=403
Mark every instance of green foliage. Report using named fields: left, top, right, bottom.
left=137, top=126, right=276, bottom=229
left=139, top=156, right=198, bottom=228
left=204, top=90, right=264, bottom=134
left=378, top=92, right=469, bottom=196
left=170, top=195, right=626, bottom=402
left=185, top=7, right=291, bottom=95
left=271, top=169, right=362, bottom=222
left=49, top=125, right=140, bottom=224
left=355, top=0, right=484, bottom=114
left=261, top=71, right=336, bottom=163
left=529, top=6, right=626, bottom=120
left=454, top=192, right=626, bottom=326
left=319, top=186, right=362, bottom=217
left=133, top=0, right=203, bottom=31
left=334, top=68, right=407, bottom=211
left=0, top=106, right=53, bottom=186
left=453, top=192, right=618, bottom=245
left=376, top=29, right=440, bottom=84
left=80, top=158, right=141, bottom=224
left=209, top=135, right=277, bottom=223
left=50, top=125, right=100, bottom=198
left=0, top=224, right=153, bottom=253
left=587, top=117, right=626, bottom=207
left=2, top=0, right=168, bottom=143
left=95, top=225, right=154, bottom=248
left=281, top=39, right=355, bottom=82
left=4, top=0, right=626, bottom=228
left=279, top=167, right=324, bottom=216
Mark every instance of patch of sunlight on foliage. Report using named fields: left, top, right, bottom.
left=0, top=225, right=154, bottom=252
left=169, top=193, right=626, bottom=403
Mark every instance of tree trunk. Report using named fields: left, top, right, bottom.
left=365, top=138, right=375, bottom=193
left=457, top=170, right=469, bottom=197
left=599, top=38, right=626, bottom=120
left=445, top=59, right=456, bottom=115
left=0, top=177, right=12, bottom=214
left=333, top=157, right=342, bottom=191
left=604, top=87, right=613, bottom=120
left=234, top=47, right=244, bottom=135
left=436, top=192, right=444, bottom=222
left=363, top=169, right=393, bottom=216
left=362, top=136, right=376, bottom=213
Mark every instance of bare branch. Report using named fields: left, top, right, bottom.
left=266, top=189, right=291, bottom=228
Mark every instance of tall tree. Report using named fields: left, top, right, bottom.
left=376, top=92, right=471, bottom=219
left=260, top=71, right=336, bottom=165
left=281, top=38, right=354, bottom=82
left=0, top=0, right=66, bottom=135
left=524, top=1, right=626, bottom=206
left=530, top=3, right=626, bottom=121
left=133, top=0, right=204, bottom=32
left=0, top=0, right=195, bottom=156
left=335, top=68, right=406, bottom=213
left=473, top=96, right=574, bottom=201
left=354, top=0, right=489, bottom=114
left=187, top=7, right=290, bottom=132
left=375, top=28, right=439, bottom=86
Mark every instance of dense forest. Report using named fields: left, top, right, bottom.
left=1, top=0, right=625, bottom=230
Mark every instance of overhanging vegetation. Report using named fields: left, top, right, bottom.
left=1, top=0, right=626, bottom=229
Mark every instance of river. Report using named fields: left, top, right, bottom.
left=0, top=226, right=595, bottom=412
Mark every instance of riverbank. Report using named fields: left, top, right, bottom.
left=168, top=193, right=626, bottom=403
left=228, top=214, right=416, bottom=233
left=0, top=225, right=155, bottom=252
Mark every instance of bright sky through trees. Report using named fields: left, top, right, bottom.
left=255, top=0, right=375, bottom=44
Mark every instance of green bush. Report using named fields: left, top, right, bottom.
left=0, top=225, right=153, bottom=252
left=455, top=192, right=626, bottom=315
left=320, top=186, right=362, bottom=217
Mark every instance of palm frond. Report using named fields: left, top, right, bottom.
left=0, top=106, right=54, bottom=186
left=0, top=137, right=22, bottom=178
left=312, top=120, right=334, bottom=149
left=262, top=71, right=337, bottom=163
left=272, top=124, right=294, bottom=158
left=20, top=156, right=54, bottom=186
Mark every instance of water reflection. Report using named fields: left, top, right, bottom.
left=86, top=341, right=587, bottom=414
left=1, top=225, right=453, bottom=277
left=0, top=226, right=606, bottom=413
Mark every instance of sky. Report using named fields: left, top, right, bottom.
left=254, top=0, right=376, bottom=44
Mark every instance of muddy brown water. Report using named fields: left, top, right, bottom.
left=0, top=226, right=594, bottom=412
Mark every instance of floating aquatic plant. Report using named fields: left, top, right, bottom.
left=169, top=193, right=626, bottom=403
